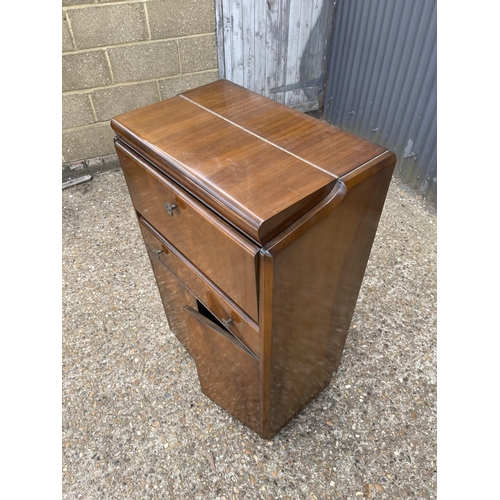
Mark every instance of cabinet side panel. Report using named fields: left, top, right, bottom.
left=267, top=164, right=394, bottom=435
left=328, top=164, right=394, bottom=372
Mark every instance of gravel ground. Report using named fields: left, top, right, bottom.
left=62, top=169, right=436, bottom=500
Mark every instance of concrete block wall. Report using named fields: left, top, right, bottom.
left=62, top=0, right=218, bottom=165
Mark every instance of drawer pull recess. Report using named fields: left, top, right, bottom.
left=164, top=202, right=178, bottom=217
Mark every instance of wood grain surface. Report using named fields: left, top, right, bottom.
left=184, top=306, right=261, bottom=433
left=139, top=221, right=198, bottom=356
left=181, top=80, right=387, bottom=178
left=111, top=85, right=337, bottom=244
left=258, top=163, right=395, bottom=437
left=117, top=139, right=260, bottom=322
left=139, top=217, right=261, bottom=358
left=113, top=79, right=397, bottom=439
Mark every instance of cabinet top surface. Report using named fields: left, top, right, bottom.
left=111, top=79, right=390, bottom=243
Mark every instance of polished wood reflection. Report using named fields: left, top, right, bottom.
left=184, top=306, right=261, bottom=432
left=139, top=222, right=197, bottom=355
left=117, top=139, right=259, bottom=323
left=113, top=79, right=397, bottom=439
left=111, top=94, right=336, bottom=244
left=181, top=80, right=387, bottom=179
left=259, top=166, right=394, bottom=438
left=139, top=217, right=261, bottom=358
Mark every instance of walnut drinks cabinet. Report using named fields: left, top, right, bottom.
left=111, top=80, right=396, bottom=439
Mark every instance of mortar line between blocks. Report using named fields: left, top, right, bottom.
left=62, top=34, right=216, bottom=56
left=176, top=39, right=183, bottom=74
left=64, top=12, right=78, bottom=51
left=143, top=3, right=152, bottom=40
left=88, top=94, right=98, bottom=122
left=156, top=80, right=162, bottom=101
left=104, top=49, right=115, bottom=84
left=63, top=0, right=147, bottom=11
left=63, top=122, right=110, bottom=133
left=62, top=70, right=217, bottom=96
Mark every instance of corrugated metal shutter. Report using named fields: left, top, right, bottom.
left=323, top=0, right=437, bottom=203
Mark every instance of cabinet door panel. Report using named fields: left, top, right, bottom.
left=183, top=305, right=261, bottom=433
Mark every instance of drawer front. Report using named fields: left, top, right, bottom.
left=116, top=140, right=260, bottom=322
left=144, top=238, right=198, bottom=356
left=139, top=217, right=261, bottom=358
left=183, top=305, right=261, bottom=433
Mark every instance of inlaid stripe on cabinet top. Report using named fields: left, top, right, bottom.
left=111, top=86, right=338, bottom=244
left=111, top=80, right=390, bottom=244
left=178, top=94, right=338, bottom=179
left=181, top=80, right=388, bottom=179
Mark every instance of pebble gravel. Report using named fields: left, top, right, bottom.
left=62, top=169, right=436, bottom=500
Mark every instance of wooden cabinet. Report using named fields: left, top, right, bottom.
left=111, top=79, right=396, bottom=439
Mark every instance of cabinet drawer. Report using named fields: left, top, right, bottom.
left=139, top=217, right=261, bottom=358
left=116, top=139, right=259, bottom=322
left=183, top=305, right=261, bottom=432
left=143, top=237, right=198, bottom=356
